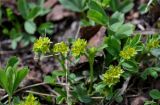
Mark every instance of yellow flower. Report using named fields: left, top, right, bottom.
left=103, top=65, right=123, bottom=87
left=18, top=94, right=40, bottom=105
left=33, top=37, right=51, bottom=54
left=120, top=47, right=137, bottom=60
left=147, top=40, right=160, bottom=49
left=53, top=41, right=69, bottom=55
left=71, top=38, right=87, bottom=57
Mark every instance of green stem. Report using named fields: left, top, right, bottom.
left=88, top=59, right=94, bottom=94
left=8, top=96, right=11, bottom=105
left=57, top=55, right=69, bottom=105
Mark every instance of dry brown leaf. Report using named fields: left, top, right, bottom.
left=80, top=25, right=101, bottom=41
left=44, top=0, right=58, bottom=8
left=46, top=5, right=75, bottom=21
left=131, top=96, right=147, bottom=105
left=87, top=26, right=106, bottom=48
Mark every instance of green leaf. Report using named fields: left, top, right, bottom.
left=37, top=0, right=45, bottom=7
left=27, top=7, right=41, bottom=20
left=44, top=70, right=66, bottom=85
left=87, top=9, right=107, bottom=26
left=122, top=60, right=138, bottom=73
left=59, top=0, right=87, bottom=12
left=105, top=36, right=121, bottom=56
left=68, top=73, right=77, bottom=83
left=150, top=70, right=158, bottom=79
left=111, top=12, right=124, bottom=24
left=118, top=0, right=134, bottom=13
left=110, top=0, right=118, bottom=11
left=44, top=76, right=55, bottom=84
left=141, top=67, right=160, bottom=80
left=110, top=0, right=133, bottom=13
left=87, top=1, right=109, bottom=25
left=6, top=8, right=15, bottom=21
left=115, top=95, right=123, bottom=103
left=109, top=12, right=124, bottom=32
left=0, top=70, right=9, bottom=94
left=72, top=84, right=91, bottom=103
left=88, top=1, right=106, bottom=16
left=0, top=57, right=29, bottom=97
left=115, top=23, right=134, bottom=39
left=149, top=89, right=160, bottom=100
left=138, top=4, right=148, bottom=14
left=141, top=69, right=151, bottom=80
left=13, top=67, right=29, bottom=92
left=101, top=0, right=111, bottom=7
left=6, top=67, right=15, bottom=95
left=17, top=0, right=29, bottom=19
left=6, top=56, right=19, bottom=69
left=108, top=12, right=134, bottom=39
left=144, top=100, right=158, bottom=105
left=24, top=20, right=36, bottom=34
left=129, top=34, right=141, bottom=47
left=9, top=28, right=20, bottom=39
left=38, top=22, right=54, bottom=34
left=21, top=34, right=36, bottom=47
left=55, top=88, right=66, bottom=97
left=56, top=95, right=65, bottom=104
left=52, top=70, right=66, bottom=77
left=94, top=82, right=106, bottom=93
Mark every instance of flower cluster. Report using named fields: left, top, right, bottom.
left=71, top=38, right=87, bottom=57
left=52, top=41, right=69, bottom=55
left=33, top=37, right=87, bottom=57
left=147, top=39, right=160, bottom=49
left=103, top=65, right=123, bottom=87
left=33, top=37, right=51, bottom=54
left=120, top=47, right=137, bottom=60
left=18, top=94, right=40, bottom=105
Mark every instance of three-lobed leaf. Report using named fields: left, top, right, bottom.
left=59, top=0, right=87, bottom=12
left=87, top=1, right=109, bottom=26
left=108, top=12, right=134, bottom=39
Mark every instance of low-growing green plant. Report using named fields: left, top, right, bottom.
left=0, top=0, right=159, bottom=104
left=17, top=94, right=40, bottom=105
left=30, top=0, right=160, bottom=104
left=33, top=37, right=103, bottom=104
left=0, top=56, right=29, bottom=105
left=32, top=31, right=160, bottom=104
left=59, top=0, right=134, bottom=13
left=1, top=0, right=54, bottom=49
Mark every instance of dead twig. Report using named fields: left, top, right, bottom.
left=134, top=29, right=160, bottom=35
left=25, top=90, right=56, bottom=97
